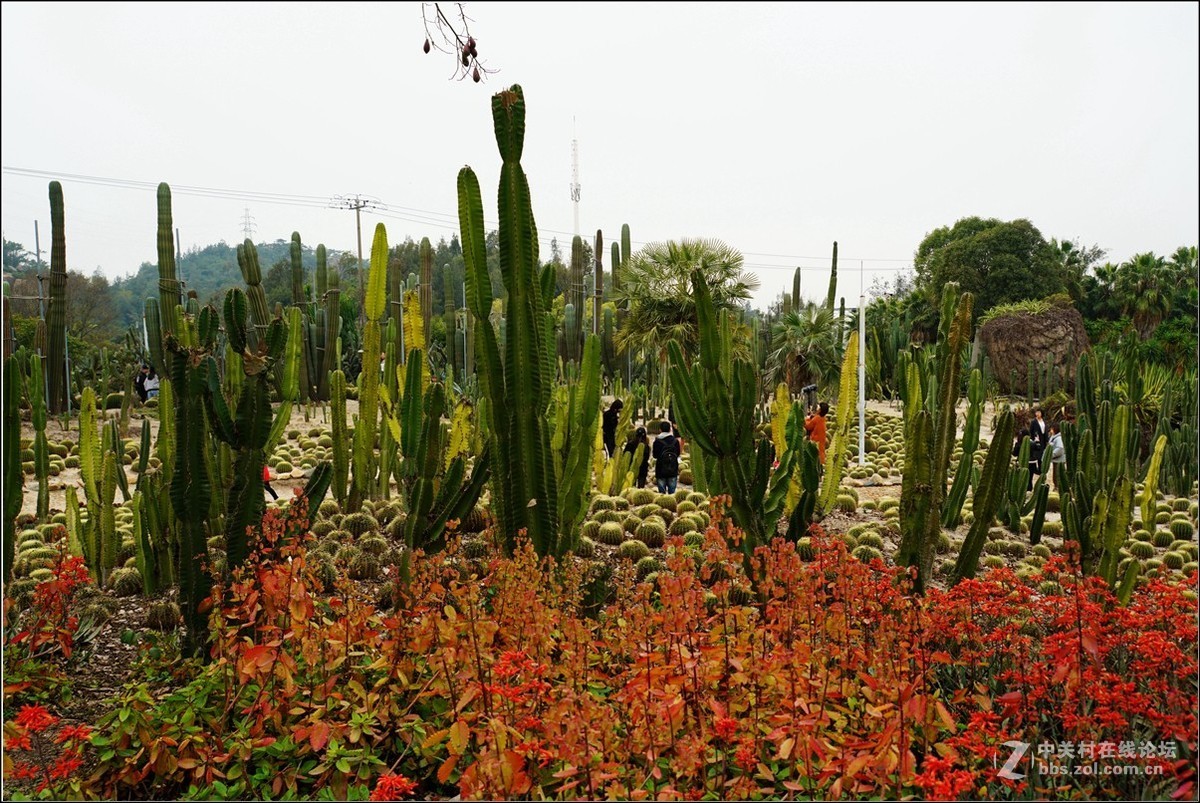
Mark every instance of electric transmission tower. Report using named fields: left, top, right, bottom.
left=240, top=208, right=257, bottom=240
left=570, top=120, right=581, bottom=237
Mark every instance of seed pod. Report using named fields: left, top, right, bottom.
left=461, top=47, right=470, bottom=66
left=472, top=66, right=481, bottom=83
left=423, top=38, right=431, bottom=54
left=468, top=37, right=477, bottom=57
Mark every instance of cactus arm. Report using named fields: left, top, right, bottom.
left=951, top=410, right=1016, bottom=584
left=46, top=181, right=68, bottom=413
left=1141, top=434, right=1168, bottom=526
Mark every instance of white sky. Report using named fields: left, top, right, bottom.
left=2, top=1, right=1197, bottom=310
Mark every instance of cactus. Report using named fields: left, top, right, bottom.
left=594, top=229, right=604, bottom=336
left=26, top=355, right=50, bottom=520
left=444, top=264, right=457, bottom=380
left=4, top=355, right=22, bottom=583
left=552, top=336, right=601, bottom=552
left=668, top=270, right=801, bottom=577
left=45, top=181, right=68, bottom=413
left=998, top=436, right=1050, bottom=541
left=289, top=232, right=313, bottom=402
left=144, top=299, right=165, bottom=378
left=896, top=283, right=973, bottom=591
left=824, top=241, right=837, bottom=312
left=942, top=369, right=984, bottom=528
left=457, top=85, right=561, bottom=557
left=236, top=239, right=271, bottom=351
left=385, top=350, right=490, bottom=563
left=1142, top=435, right=1168, bottom=527
left=951, top=409, right=1016, bottom=584
left=330, top=370, right=349, bottom=507
left=419, top=237, right=434, bottom=342
left=348, top=224, right=389, bottom=511
left=817, top=331, right=858, bottom=515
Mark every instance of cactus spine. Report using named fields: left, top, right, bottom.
left=457, top=85, right=560, bottom=556
left=45, top=181, right=69, bottom=413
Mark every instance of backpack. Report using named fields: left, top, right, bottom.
left=656, top=438, right=679, bottom=477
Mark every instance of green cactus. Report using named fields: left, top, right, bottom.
left=289, top=232, right=313, bottom=402
left=444, top=264, right=457, bottom=381
left=668, top=270, right=801, bottom=579
left=457, top=85, right=560, bottom=557
left=951, top=409, right=1016, bottom=584
left=26, top=355, right=50, bottom=520
left=45, top=182, right=68, bottom=413
left=552, top=336, right=601, bottom=552
left=385, top=350, right=490, bottom=566
left=896, top=283, right=973, bottom=592
left=824, top=241, right=837, bottom=313
left=330, top=370, right=349, bottom=507
left=816, top=331, right=858, bottom=515
left=348, top=224, right=389, bottom=511
left=942, top=369, right=984, bottom=527
left=3, top=355, right=22, bottom=584
left=594, top=230, right=604, bottom=337
left=419, top=237, right=434, bottom=342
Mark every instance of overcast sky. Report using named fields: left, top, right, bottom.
left=2, top=1, right=1197, bottom=310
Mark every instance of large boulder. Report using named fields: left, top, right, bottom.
left=977, top=296, right=1089, bottom=395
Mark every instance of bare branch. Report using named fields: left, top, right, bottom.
left=420, top=2, right=498, bottom=83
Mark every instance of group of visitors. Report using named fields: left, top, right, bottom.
left=133, top=363, right=160, bottom=402
left=601, top=396, right=833, bottom=493
left=1017, top=408, right=1067, bottom=491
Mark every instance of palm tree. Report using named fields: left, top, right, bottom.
left=612, top=238, right=759, bottom=364
left=766, top=302, right=841, bottom=395
left=1115, top=252, right=1171, bottom=339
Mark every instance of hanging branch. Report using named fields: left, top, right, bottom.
left=421, top=2, right=498, bottom=83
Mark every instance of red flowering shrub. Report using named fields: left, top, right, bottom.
left=85, top=502, right=1197, bottom=801
left=3, top=704, right=90, bottom=796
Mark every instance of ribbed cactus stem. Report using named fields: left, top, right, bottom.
left=156, top=184, right=181, bottom=343
left=290, top=232, right=311, bottom=402
left=330, top=370, right=349, bottom=507
left=236, top=239, right=270, bottom=349
left=824, top=241, right=838, bottom=312
left=420, top=237, right=434, bottom=341
left=4, top=355, right=22, bottom=583
left=952, top=410, right=1015, bottom=584
left=27, top=355, right=50, bottom=520
left=46, top=181, right=68, bottom=413
left=594, top=230, right=603, bottom=336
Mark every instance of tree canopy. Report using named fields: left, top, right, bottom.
left=914, top=217, right=1063, bottom=318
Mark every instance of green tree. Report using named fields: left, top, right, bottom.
left=1115, top=252, right=1172, bottom=340
left=914, top=217, right=1063, bottom=318
left=767, top=303, right=841, bottom=394
left=3, top=240, right=36, bottom=275
left=612, top=238, right=758, bottom=364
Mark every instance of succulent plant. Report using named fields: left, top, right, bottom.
left=617, top=540, right=651, bottom=561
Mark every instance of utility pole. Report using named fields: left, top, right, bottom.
left=240, top=208, right=257, bottom=240
left=330, top=194, right=385, bottom=325
left=858, top=259, right=865, bottom=467
left=570, top=119, right=581, bottom=237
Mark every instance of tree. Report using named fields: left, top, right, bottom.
left=612, top=238, right=758, bottom=365
left=1050, top=237, right=1106, bottom=303
left=914, top=217, right=1063, bottom=318
left=767, top=303, right=841, bottom=394
left=3, top=240, right=36, bottom=275
left=262, top=258, right=293, bottom=308
left=65, top=270, right=119, bottom=341
left=420, top=2, right=496, bottom=83
left=1115, top=252, right=1172, bottom=340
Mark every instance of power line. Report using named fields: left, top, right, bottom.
left=3, top=165, right=918, bottom=265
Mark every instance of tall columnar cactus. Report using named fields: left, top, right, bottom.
left=322, top=261, right=341, bottom=398
left=601, top=305, right=617, bottom=379
left=792, top=267, right=802, bottom=312
left=236, top=239, right=270, bottom=349
left=824, top=241, right=838, bottom=313
left=998, top=437, right=1050, bottom=542
left=144, top=300, right=165, bottom=375
left=419, top=237, right=434, bottom=342
left=669, top=270, right=800, bottom=576
left=389, top=242, right=405, bottom=366
left=610, top=242, right=620, bottom=299
left=348, top=224, right=390, bottom=511
left=330, top=369, right=349, bottom=507
left=951, top=409, right=1016, bottom=584
left=594, top=229, right=603, bottom=336
left=896, top=283, right=973, bottom=592
left=27, top=354, right=50, bottom=520
left=552, top=336, right=601, bottom=551
left=942, top=368, right=984, bottom=528
left=289, top=232, right=313, bottom=401
left=156, top=184, right=182, bottom=343
left=457, top=85, right=560, bottom=557
left=3, top=355, right=22, bottom=584
left=816, top=331, right=858, bottom=515
left=566, top=235, right=585, bottom=365
left=443, top=264, right=457, bottom=380
left=44, top=181, right=69, bottom=413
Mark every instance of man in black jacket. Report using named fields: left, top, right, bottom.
left=602, top=399, right=623, bottom=458
left=651, top=421, right=681, bottom=493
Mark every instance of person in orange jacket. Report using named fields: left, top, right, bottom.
left=804, top=401, right=829, bottom=471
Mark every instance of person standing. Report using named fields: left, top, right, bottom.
left=1047, top=422, right=1066, bottom=492
left=134, top=364, right=151, bottom=403
left=602, top=399, right=623, bottom=458
left=804, top=402, right=829, bottom=471
left=263, top=464, right=279, bottom=501
left=651, top=421, right=681, bottom=494
left=1027, top=408, right=1048, bottom=490
left=143, top=366, right=160, bottom=399
left=624, top=426, right=651, bottom=488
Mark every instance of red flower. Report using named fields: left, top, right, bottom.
left=714, top=717, right=738, bottom=743
left=6, top=731, right=32, bottom=751
left=15, top=704, right=58, bottom=733
left=371, top=772, right=418, bottom=800
left=55, top=724, right=91, bottom=744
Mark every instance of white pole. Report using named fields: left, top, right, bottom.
left=858, top=260, right=866, bottom=466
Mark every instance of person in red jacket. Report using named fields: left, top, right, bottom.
left=804, top=402, right=829, bottom=471
left=263, top=464, right=278, bottom=500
